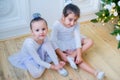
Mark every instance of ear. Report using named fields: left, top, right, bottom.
left=62, top=14, right=65, bottom=18
left=62, top=15, right=65, bottom=21
left=31, top=30, right=34, bottom=35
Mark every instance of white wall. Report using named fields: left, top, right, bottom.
left=0, top=0, right=30, bottom=40
left=0, top=0, right=100, bottom=40
left=30, top=0, right=63, bottom=28
left=72, top=0, right=100, bottom=22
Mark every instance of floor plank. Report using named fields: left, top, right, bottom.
left=0, top=21, right=120, bottom=80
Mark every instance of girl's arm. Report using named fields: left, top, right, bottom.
left=50, top=63, right=63, bottom=70
left=50, top=25, right=59, bottom=50
left=55, top=48, right=68, bottom=62
left=41, top=41, right=66, bottom=70
left=51, top=30, right=67, bottom=62
left=50, top=24, right=67, bottom=61
left=25, top=42, right=51, bottom=69
left=75, top=48, right=83, bottom=64
left=74, top=24, right=82, bottom=48
left=74, top=24, right=83, bottom=63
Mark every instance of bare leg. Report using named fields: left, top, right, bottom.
left=81, top=38, right=93, bottom=53
left=78, top=38, right=95, bottom=75
left=78, top=60, right=105, bottom=80
left=78, top=39, right=105, bottom=79
left=78, top=60, right=96, bottom=77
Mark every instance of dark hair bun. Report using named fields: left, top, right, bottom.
left=33, top=13, right=41, bottom=19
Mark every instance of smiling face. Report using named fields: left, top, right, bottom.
left=62, top=13, right=79, bottom=28
left=31, top=20, right=48, bottom=41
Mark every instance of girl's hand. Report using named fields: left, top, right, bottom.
left=75, top=55, right=83, bottom=64
left=60, top=52, right=68, bottom=62
left=51, top=61, right=65, bottom=70
left=75, top=48, right=83, bottom=64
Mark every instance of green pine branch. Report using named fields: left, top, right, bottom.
left=91, top=0, right=120, bottom=49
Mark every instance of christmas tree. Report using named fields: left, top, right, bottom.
left=91, top=0, right=120, bottom=49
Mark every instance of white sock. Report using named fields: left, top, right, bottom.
left=96, top=71, right=105, bottom=80
left=67, top=56, right=77, bottom=69
left=58, top=68, right=68, bottom=77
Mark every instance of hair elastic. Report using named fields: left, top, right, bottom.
left=32, top=13, right=41, bottom=19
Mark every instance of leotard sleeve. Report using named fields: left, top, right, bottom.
left=24, top=39, right=51, bottom=69
left=50, top=22, right=59, bottom=50
left=74, top=24, right=82, bottom=48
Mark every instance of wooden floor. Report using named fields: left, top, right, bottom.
left=0, top=21, right=120, bottom=80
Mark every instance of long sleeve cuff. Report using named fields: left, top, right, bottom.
left=45, top=64, right=51, bottom=69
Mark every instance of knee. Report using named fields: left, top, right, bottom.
left=88, top=39, right=94, bottom=46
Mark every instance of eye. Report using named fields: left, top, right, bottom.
left=74, top=19, right=77, bottom=22
left=42, top=28, right=46, bottom=31
left=36, top=29, right=39, bottom=32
